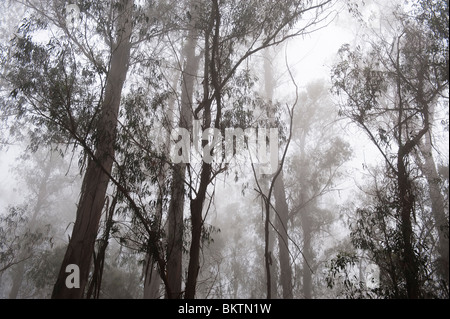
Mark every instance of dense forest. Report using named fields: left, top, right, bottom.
left=0, top=0, right=448, bottom=299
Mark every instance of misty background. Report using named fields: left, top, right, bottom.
left=0, top=0, right=448, bottom=299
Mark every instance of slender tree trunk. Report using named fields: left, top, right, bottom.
left=264, top=199, right=272, bottom=299
left=86, top=192, right=116, bottom=299
left=262, top=47, right=280, bottom=299
left=268, top=207, right=278, bottom=299
left=184, top=79, right=213, bottom=300
left=274, top=174, right=292, bottom=298
left=51, top=0, right=133, bottom=299
left=301, top=208, right=313, bottom=299
left=165, top=8, right=199, bottom=298
left=397, top=153, right=420, bottom=299
left=185, top=186, right=208, bottom=299
left=393, top=49, right=425, bottom=299
left=260, top=176, right=277, bottom=299
left=262, top=49, right=273, bottom=299
left=144, top=50, right=181, bottom=300
left=416, top=103, right=448, bottom=287
left=185, top=0, right=220, bottom=299
left=9, top=152, right=53, bottom=299
left=264, top=44, right=293, bottom=299
left=295, top=121, right=315, bottom=299
left=419, top=133, right=449, bottom=286
left=166, top=163, right=186, bottom=299
left=261, top=197, right=278, bottom=301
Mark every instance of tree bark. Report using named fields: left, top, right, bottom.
left=397, top=153, right=420, bottom=299
left=269, top=225, right=278, bottom=299
left=86, top=192, right=116, bottom=299
left=296, top=117, right=314, bottom=299
left=184, top=0, right=220, bottom=299
left=263, top=47, right=280, bottom=299
left=419, top=133, right=449, bottom=286
left=301, top=207, right=313, bottom=299
left=185, top=184, right=208, bottom=299
left=274, top=173, right=293, bottom=299
left=51, top=0, right=133, bottom=299
left=264, top=198, right=272, bottom=299
left=166, top=163, right=186, bottom=299
left=165, top=6, right=199, bottom=298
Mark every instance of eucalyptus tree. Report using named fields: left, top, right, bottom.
left=7, top=149, right=71, bottom=299
left=3, top=0, right=171, bottom=298
left=331, top=1, right=448, bottom=298
left=0, top=206, right=47, bottom=282
left=162, top=0, right=202, bottom=299
left=413, top=0, right=449, bottom=289
left=175, top=0, right=335, bottom=299
left=0, top=148, right=77, bottom=298
left=2, top=0, right=337, bottom=299
left=287, top=80, right=351, bottom=298
left=415, top=102, right=449, bottom=289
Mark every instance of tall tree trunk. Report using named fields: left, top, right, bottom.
left=264, top=198, right=272, bottom=299
left=185, top=183, right=209, bottom=299
left=301, top=207, right=313, bottom=299
left=184, top=67, right=213, bottom=299
left=144, top=59, right=180, bottom=299
left=165, top=6, right=199, bottom=298
left=185, top=0, right=220, bottom=299
left=419, top=133, right=449, bottom=286
left=295, top=119, right=315, bottom=299
left=393, top=50, right=426, bottom=299
left=51, top=0, right=133, bottom=299
left=166, top=163, right=186, bottom=299
left=264, top=44, right=293, bottom=299
left=274, top=175, right=292, bottom=298
left=416, top=104, right=448, bottom=287
left=397, top=153, right=420, bottom=299
left=86, top=191, right=117, bottom=299
left=261, top=177, right=278, bottom=299
left=268, top=202, right=278, bottom=299
left=9, top=153, right=52, bottom=298
left=263, top=47, right=280, bottom=299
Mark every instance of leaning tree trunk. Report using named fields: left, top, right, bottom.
left=51, top=0, right=133, bottom=299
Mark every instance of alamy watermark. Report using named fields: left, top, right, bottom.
left=65, top=264, right=80, bottom=289
left=169, top=120, right=279, bottom=174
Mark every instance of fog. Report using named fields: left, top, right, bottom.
left=0, top=0, right=448, bottom=300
